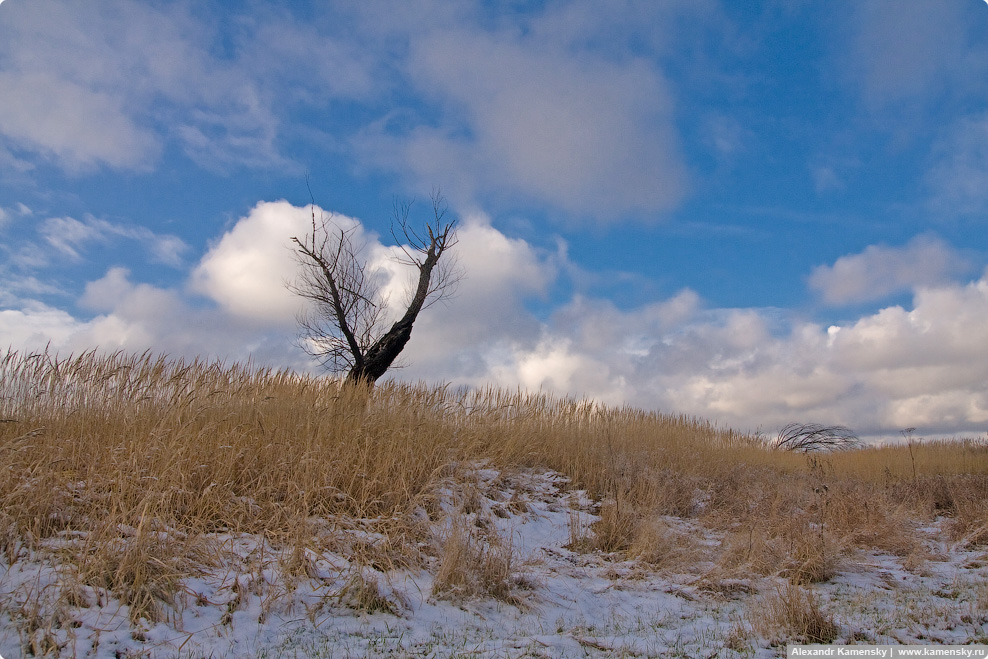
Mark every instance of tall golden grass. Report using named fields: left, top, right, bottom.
left=2, top=348, right=988, bottom=628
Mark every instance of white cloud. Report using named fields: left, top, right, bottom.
left=190, top=201, right=318, bottom=325
left=702, top=113, right=749, bottom=158
left=0, top=203, right=30, bottom=229
left=40, top=217, right=103, bottom=261
left=392, top=245, right=988, bottom=438
left=189, top=200, right=560, bottom=372
left=0, top=302, right=90, bottom=351
left=3, top=199, right=559, bottom=373
left=841, top=0, right=987, bottom=111
left=190, top=201, right=397, bottom=327
left=808, top=235, right=968, bottom=305
left=927, top=113, right=988, bottom=216
left=0, top=1, right=173, bottom=170
left=0, top=0, right=708, bottom=203
left=811, top=165, right=844, bottom=194
left=386, top=212, right=560, bottom=381
left=0, top=0, right=318, bottom=173
left=2, top=275, right=189, bottom=356
left=355, top=11, right=689, bottom=218
left=2, top=269, right=308, bottom=370
left=80, top=267, right=134, bottom=313
left=39, top=216, right=188, bottom=266
left=0, top=71, right=159, bottom=171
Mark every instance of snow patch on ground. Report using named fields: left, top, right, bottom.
left=2, top=468, right=987, bottom=657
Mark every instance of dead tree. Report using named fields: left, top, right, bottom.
left=290, top=190, right=458, bottom=386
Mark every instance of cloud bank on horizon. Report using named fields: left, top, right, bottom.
left=1, top=0, right=987, bottom=440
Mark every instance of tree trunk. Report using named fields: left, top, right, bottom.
left=345, top=316, right=415, bottom=385
left=344, top=237, right=443, bottom=386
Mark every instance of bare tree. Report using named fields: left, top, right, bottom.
left=289, top=190, right=458, bottom=386
left=774, top=423, right=862, bottom=453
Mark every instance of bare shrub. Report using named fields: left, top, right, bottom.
left=775, top=423, right=862, bottom=453
left=566, top=509, right=595, bottom=553
left=724, top=620, right=751, bottom=652
left=75, top=521, right=205, bottom=624
left=943, top=476, right=988, bottom=547
left=629, top=517, right=695, bottom=569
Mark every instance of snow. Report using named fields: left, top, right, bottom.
left=2, top=468, right=987, bottom=658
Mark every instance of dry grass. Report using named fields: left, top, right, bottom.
left=431, top=515, right=524, bottom=603
left=336, top=569, right=404, bottom=615
left=3, top=348, right=988, bottom=642
left=749, top=584, right=840, bottom=644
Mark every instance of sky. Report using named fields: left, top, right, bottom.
left=1, top=0, right=988, bottom=442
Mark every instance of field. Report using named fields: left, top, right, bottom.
left=1, top=349, right=987, bottom=657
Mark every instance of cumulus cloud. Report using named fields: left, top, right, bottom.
left=396, top=213, right=559, bottom=380
left=808, top=235, right=969, bottom=305
left=3, top=272, right=197, bottom=356
left=79, top=267, right=135, bottom=313
left=413, top=33, right=685, bottom=215
left=188, top=200, right=561, bottom=374
left=5, top=200, right=559, bottom=375
left=191, top=202, right=315, bottom=325
left=3, top=268, right=308, bottom=370
left=0, top=1, right=178, bottom=170
left=826, top=274, right=988, bottom=431
left=0, top=302, right=87, bottom=351
left=0, top=71, right=160, bottom=171
left=190, top=201, right=379, bottom=325
left=0, top=0, right=704, bottom=216
left=454, top=270, right=988, bottom=438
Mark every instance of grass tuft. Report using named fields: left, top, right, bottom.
left=750, top=583, right=840, bottom=644
left=431, top=515, right=523, bottom=604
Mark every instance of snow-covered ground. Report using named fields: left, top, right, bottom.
left=2, top=469, right=986, bottom=658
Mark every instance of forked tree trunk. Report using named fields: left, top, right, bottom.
left=345, top=316, right=415, bottom=384
left=344, top=237, right=441, bottom=386
left=293, top=190, right=456, bottom=386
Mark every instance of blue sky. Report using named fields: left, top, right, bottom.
left=2, top=0, right=988, bottom=440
